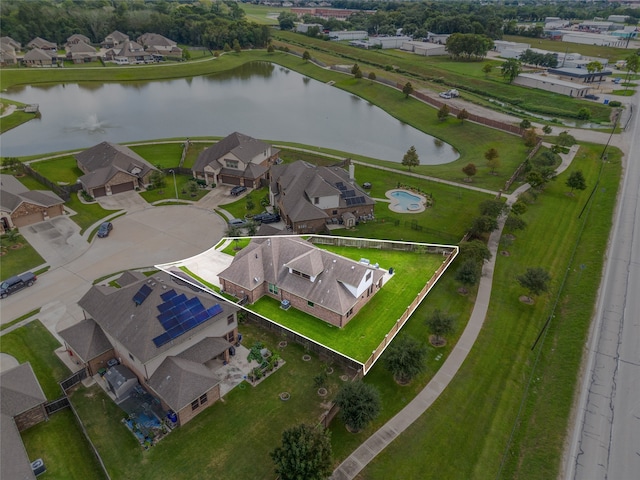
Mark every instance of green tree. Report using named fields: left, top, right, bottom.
left=149, top=170, right=166, bottom=190
left=446, top=33, right=493, bottom=60
left=505, top=215, right=527, bottom=232
left=482, top=63, right=492, bottom=77
left=335, top=381, right=381, bottom=432
left=351, top=63, right=362, bottom=77
left=586, top=60, right=603, bottom=75
left=267, top=44, right=274, bottom=53
left=233, top=39, right=241, bottom=53
left=523, top=128, right=538, bottom=148
left=455, top=259, right=480, bottom=292
left=270, top=424, right=332, bottom=480
left=519, top=119, right=531, bottom=129
left=624, top=53, right=639, bottom=92
left=484, top=148, right=500, bottom=174
left=402, top=82, right=414, bottom=98
left=526, top=171, right=545, bottom=190
left=425, top=309, right=455, bottom=346
left=501, top=58, right=521, bottom=83
left=457, top=108, right=469, bottom=123
left=557, top=131, right=576, bottom=147
left=479, top=199, right=505, bottom=218
left=368, top=71, right=376, bottom=80
left=382, top=335, right=428, bottom=384
left=437, top=104, right=450, bottom=121
left=459, top=239, right=492, bottom=263
left=223, top=43, right=231, bottom=53
left=511, top=201, right=528, bottom=216
left=542, top=125, right=553, bottom=135
left=566, top=170, right=587, bottom=194
left=302, top=50, right=311, bottom=62
left=462, top=162, right=477, bottom=181
left=577, top=107, right=591, bottom=120
left=517, top=267, right=551, bottom=302
left=402, top=146, right=420, bottom=171
left=469, top=215, right=499, bottom=238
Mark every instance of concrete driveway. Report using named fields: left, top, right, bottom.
left=96, top=190, right=151, bottom=212
left=19, top=215, right=87, bottom=268
left=2, top=205, right=229, bottom=340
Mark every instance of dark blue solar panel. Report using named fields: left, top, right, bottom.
left=157, top=302, right=172, bottom=313
left=157, top=311, right=173, bottom=323
left=206, top=304, right=223, bottom=317
left=177, top=309, right=192, bottom=323
left=167, top=325, right=185, bottom=339
left=185, top=297, right=200, bottom=309
left=133, top=284, right=153, bottom=305
left=152, top=332, right=171, bottom=348
left=190, top=303, right=205, bottom=315
left=194, top=311, right=209, bottom=323
left=160, top=289, right=177, bottom=301
left=161, top=316, right=180, bottom=330
left=182, top=317, right=199, bottom=330
left=171, top=293, right=187, bottom=306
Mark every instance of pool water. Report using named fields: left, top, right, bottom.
left=389, top=190, right=424, bottom=212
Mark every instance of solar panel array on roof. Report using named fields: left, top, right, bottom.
left=341, top=189, right=356, bottom=198
left=345, top=196, right=366, bottom=206
left=133, top=284, right=153, bottom=306
left=152, top=289, right=224, bottom=348
left=335, top=182, right=347, bottom=191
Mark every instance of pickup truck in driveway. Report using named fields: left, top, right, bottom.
left=1, top=272, right=37, bottom=299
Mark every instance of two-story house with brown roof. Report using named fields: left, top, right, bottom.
left=270, top=160, right=375, bottom=234
left=59, top=271, right=240, bottom=426
left=219, top=236, right=385, bottom=328
left=192, top=132, right=280, bottom=188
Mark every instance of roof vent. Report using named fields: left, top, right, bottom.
left=351, top=265, right=355, bottom=269
left=254, top=277, right=260, bottom=283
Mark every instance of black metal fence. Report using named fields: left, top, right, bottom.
left=45, top=396, right=70, bottom=415
left=23, top=164, right=82, bottom=202
left=60, top=369, right=88, bottom=393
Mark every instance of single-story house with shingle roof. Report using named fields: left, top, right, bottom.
left=65, top=40, right=98, bottom=63
left=104, top=39, right=152, bottom=64
left=1, top=362, right=48, bottom=480
left=75, top=141, right=159, bottom=198
left=22, top=47, right=57, bottom=67
left=66, top=33, right=91, bottom=46
left=219, top=236, right=385, bottom=328
left=192, top=132, right=280, bottom=188
left=0, top=36, right=20, bottom=66
left=137, top=33, right=183, bottom=58
left=269, top=160, right=375, bottom=234
left=59, top=271, right=240, bottom=426
left=26, top=36, right=57, bottom=52
left=0, top=174, right=65, bottom=233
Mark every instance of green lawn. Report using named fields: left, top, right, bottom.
left=21, top=408, right=107, bottom=480
left=0, top=321, right=69, bottom=399
left=359, top=143, right=621, bottom=479
left=70, top=323, right=344, bottom=480
left=240, top=3, right=287, bottom=25
left=139, top=174, right=209, bottom=203
left=28, top=155, right=83, bottom=184
left=129, top=143, right=184, bottom=168
left=0, top=97, right=36, bottom=133
left=248, top=249, right=445, bottom=362
left=1, top=233, right=45, bottom=281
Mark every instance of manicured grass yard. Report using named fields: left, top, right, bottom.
left=0, top=320, right=69, bottom=399
left=21, top=408, right=107, bottom=480
left=1, top=233, right=45, bottom=281
left=70, top=323, right=344, bottom=480
left=28, top=155, right=83, bottom=184
left=249, top=249, right=445, bottom=362
left=359, top=143, right=621, bottom=479
left=130, top=143, right=184, bottom=168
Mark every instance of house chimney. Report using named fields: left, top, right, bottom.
left=349, top=162, right=355, bottom=184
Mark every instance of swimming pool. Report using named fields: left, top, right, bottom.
left=386, top=189, right=426, bottom=213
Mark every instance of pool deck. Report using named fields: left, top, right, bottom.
left=385, top=188, right=427, bottom=214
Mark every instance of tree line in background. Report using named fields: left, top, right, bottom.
left=280, top=0, right=639, bottom=40
left=0, top=0, right=270, bottom=51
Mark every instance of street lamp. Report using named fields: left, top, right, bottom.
left=169, top=169, right=178, bottom=199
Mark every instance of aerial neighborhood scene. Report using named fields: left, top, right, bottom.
left=1, top=0, right=639, bottom=479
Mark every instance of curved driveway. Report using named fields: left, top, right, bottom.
left=1, top=201, right=227, bottom=339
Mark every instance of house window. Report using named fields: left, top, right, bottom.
left=269, top=283, right=278, bottom=294
left=314, top=197, right=319, bottom=204
left=191, top=399, right=199, bottom=411
left=347, top=308, right=353, bottom=318
left=227, top=331, right=235, bottom=343
left=199, top=393, right=208, bottom=405
left=307, top=300, right=314, bottom=307
left=225, top=159, right=239, bottom=169
left=227, top=314, right=234, bottom=325
left=366, top=271, right=372, bottom=280
left=332, top=210, right=338, bottom=215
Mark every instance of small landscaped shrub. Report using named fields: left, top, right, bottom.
left=608, top=100, right=622, bottom=107
left=577, top=107, right=591, bottom=120
left=247, top=342, right=265, bottom=363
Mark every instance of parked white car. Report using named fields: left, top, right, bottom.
left=439, top=92, right=452, bottom=99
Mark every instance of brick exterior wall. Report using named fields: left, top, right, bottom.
left=287, top=205, right=374, bottom=234
left=175, top=384, right=221, bottom=426
left=14, top=404, right=48, bottom=431
left=87, top=349, right=116, bottom=376
left=11, top=202, right=63, bottom=227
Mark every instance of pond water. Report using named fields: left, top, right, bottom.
left=0, top=62, right=459, bottom=164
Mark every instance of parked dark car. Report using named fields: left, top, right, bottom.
left=253, top=212, right=281, bottom=224
left=97, top=222, right=113, bottom=238
left=584, top=94, right=600, bottom=100
left=230, top=186, right=247, bottom=196
left=1, top=272, right=37, bottom=299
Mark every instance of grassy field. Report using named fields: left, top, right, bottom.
left=240, top=3, right=286, bottom=24
left=70, top=323, right=345, bottom=480
left=0, top=320, right=69, bottom=399
left=1, top=232, right=45, bottom=280
left=129, top=143, right=184, bottom=168
left=358, top=143, right=621, bottom=479
left=21, top=408, right=107, bottom=480
left=249, top=249, right=444, bottom=362
left=0, top=97, right=35, bottom=133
